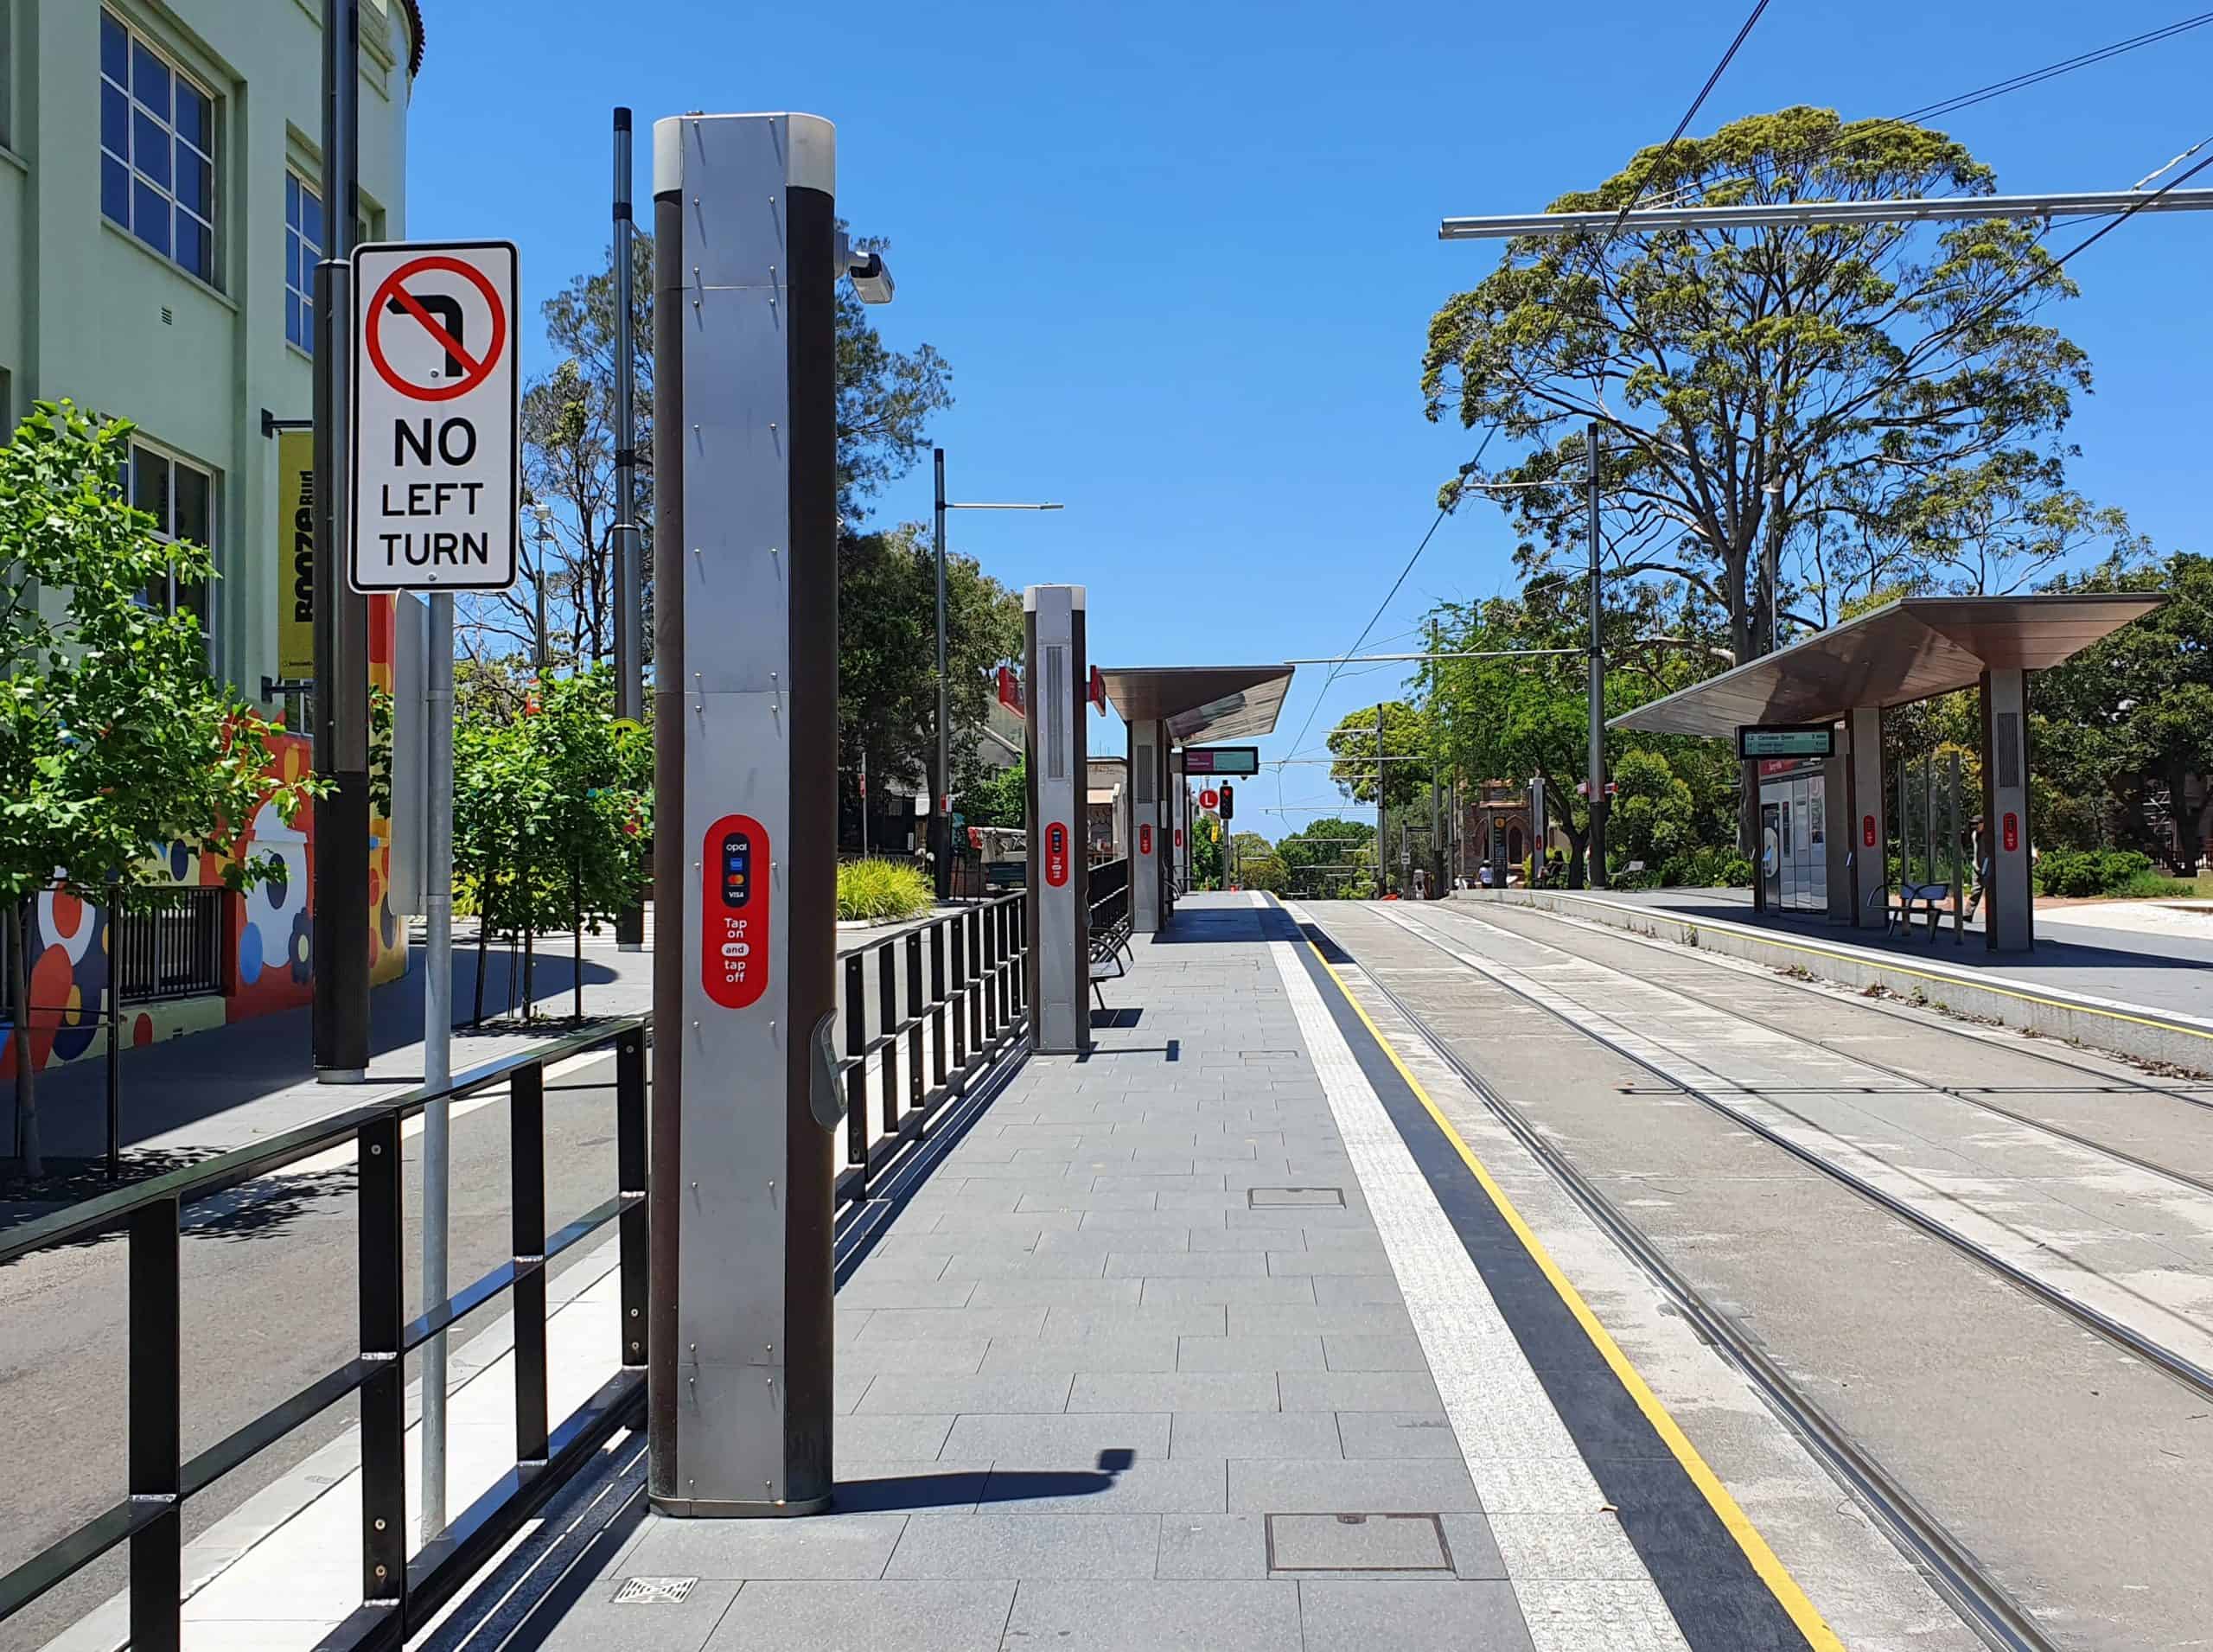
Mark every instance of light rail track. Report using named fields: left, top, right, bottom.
left=1291, top=903, right=2062, bottom=1652
left=1340, top=900, right=2213, bottom=1411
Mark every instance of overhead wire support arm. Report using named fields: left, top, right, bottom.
left=1440, top=188, right=2213, bottom=239
left=1283, top=649, right=1583, bottom=664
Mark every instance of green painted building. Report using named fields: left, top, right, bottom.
left=0, top=0, right=422, bottom=703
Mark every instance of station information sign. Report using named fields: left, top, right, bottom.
left=1737, top=724, right=1835, bottom=760
left=1181, top=746, right=1260, bottom=776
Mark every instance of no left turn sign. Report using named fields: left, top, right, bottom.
left=349, top=240, right=520, bottom=593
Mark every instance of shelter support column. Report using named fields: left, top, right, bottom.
left=1823, top=749, right=1852, bottom=922
left=1130, top=720, right=1164, bottom=934
left=1024, top=585, right=1089, bottom=1055
left=1981, top=669, right=2035, bottom=953
left=1846, top=705, right=1885, bottom=931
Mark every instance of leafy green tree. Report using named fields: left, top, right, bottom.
left=962, top=757, right=1027, bottom=829
left=1278, top=818, right=1376, bottom=898
left=1223, top=832, right=1287, bottom=895
left=1423, top=107, right=2111, bottom=664
left=2035, top=552, right=2213, bottom=872
left=1326, top=703, right=1430, bottom=810
left=1190, top=816, right=1223, bottom=890
left=452, top=667, right=650, bottom=1020
left=1609, top=749, right=1696, bottom=869
left=838, top=524, right=1024, bottom=810
left=2, top=405, right=319, bottom=1173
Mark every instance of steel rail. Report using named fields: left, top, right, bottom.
left=1294, top=905, right=2059, bottom=1652
left=1368, top=903, right=2213, bottom=1406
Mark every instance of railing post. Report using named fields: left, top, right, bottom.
left=617, top=1030, right=648, bottom=1369
left=358, top=1111, right=408, bottom=1607
left=966, top=909, right=984, bottom=1054
left=127, top=1197, right=182, bottom=1652
left=877, top=944, right=899, bottom=1139
left=979, top=903, right=998, bottom=1042
left=949, top=916, right=969, bottom=1074
left=905, top=932, right=926, bottom=1116
left=930, top=921, right=949, bottom=1088
left=844, top=952, right=867, bottom=1190
left=510, top=1065, right=549, bottom=1466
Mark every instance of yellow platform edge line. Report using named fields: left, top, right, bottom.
left=1299, top=929, right=1848, bottom=1652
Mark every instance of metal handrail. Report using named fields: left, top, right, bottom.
left=0, top=1015, right=651, bottom=1652
left=836, top=891, right=1029, bottom=1204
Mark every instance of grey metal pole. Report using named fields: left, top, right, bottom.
left=611, top=107, right=644, bottom=952
left=420, top=590, right=455, bottom=1539
left=1585, top=421, right=1608, bottom=889
left=534, top=518, right=551, bottom=673
left=1375, top=703, right=1387, bottom=899
left=1427, top=622, right=1441, bottom=899
left=934, top=449, right=951, bottom=900
left=311, top=0, right=369, bottom=1083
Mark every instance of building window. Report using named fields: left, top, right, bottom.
left=285, top=172, right=322, bottom=352
left=99, top=10, right=216, bottom=284
left=126, top=442, right=216, bottom=662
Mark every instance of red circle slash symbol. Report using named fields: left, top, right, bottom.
left=366, top=255, right=507, bottom=403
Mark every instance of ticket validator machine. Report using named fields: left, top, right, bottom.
left=1024, top=585, right=1090, bottom=1055
left=648, top=112, right=856, bottom=1516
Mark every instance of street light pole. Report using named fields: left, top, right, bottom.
left=1585, top=421, right=1608, bottom=889
left=930, top=449, right=1063, bottom=901
left=611, top=106, right=644, bottom=951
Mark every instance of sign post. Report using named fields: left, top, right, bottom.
left=347, top=237, right=523, bottom=1539
left=649, top=112, right=843, bottom=1516
left=1024, top=585, right=1089, bottom=1055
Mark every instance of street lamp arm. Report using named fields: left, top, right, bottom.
left=944, top=501, right=1065, bottom=511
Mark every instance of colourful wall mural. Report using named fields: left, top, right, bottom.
left=2, top=600, right=406, bottom=1078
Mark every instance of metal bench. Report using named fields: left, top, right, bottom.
left=1088, top=910, right=1133, bottom=1009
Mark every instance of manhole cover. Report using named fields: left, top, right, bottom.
left=1266, top=1513, right=1451, bottom=1572
left=1248, top=1187, right=1344, bottom=1209
left=614, top=1576, right=698, bottom=1604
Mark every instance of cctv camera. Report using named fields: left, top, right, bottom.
left=846, top=249, right=895, bottom=305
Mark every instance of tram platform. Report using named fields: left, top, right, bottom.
left=347, top=891, right=1964, bottom=1652
left=1471, top=884, right=2213, bottom=1076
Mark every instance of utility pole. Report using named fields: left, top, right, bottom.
left=1585, top=419, right=1609, bottom=890
left=419, top=588, right=454, bottom=1539
left=611, top=107, right=645, bottom=951
left=1374, top=702, right=1387, bottom=899
left=1427, top=622, right=1442, bottom=899
left=311, top=0, right=368, bottom=1083
left=933, top=449, right=951, bottom=899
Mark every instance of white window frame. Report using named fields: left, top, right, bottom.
left=284, top=169, right=322, bottom=354
left=99, top=10, right=218, bottom=286
left=125, top=437, right=220, bottom=671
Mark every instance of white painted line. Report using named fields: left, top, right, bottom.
left=1267, top=909, right=1690, bottom=1652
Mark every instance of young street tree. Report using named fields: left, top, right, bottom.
left=2, top=405, right=318, bottom=1175
left=1422, top=107, right=2128, bottom=662
left=1325, top=703, right=1431, bottom=810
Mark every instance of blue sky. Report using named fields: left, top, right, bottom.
left=404, top=0, right=2213, bottom=835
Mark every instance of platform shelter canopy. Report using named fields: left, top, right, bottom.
left=1099, top=665, right=1296, bottom=743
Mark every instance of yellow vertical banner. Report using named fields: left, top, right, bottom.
left=277, top=430, right=316, bottom=681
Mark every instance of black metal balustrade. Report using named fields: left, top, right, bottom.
left=113, top=886, right=229, bottom=1003
left=0, top=1017, right=651, bottom=1652
left=838, top=891, right=1030, bottom=1202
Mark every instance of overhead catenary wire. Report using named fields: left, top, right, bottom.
left=1608, top=0, right=1776, bottom=238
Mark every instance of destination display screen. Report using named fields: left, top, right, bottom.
left=1738, top=726, right=1834, bottom=759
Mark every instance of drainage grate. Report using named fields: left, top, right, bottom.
left=1266, top=1512, right=1451, bottom=1572
left=1247, top=1186, right=1344, bottom=1209
left=614, top=1576, right=698, bottom=1604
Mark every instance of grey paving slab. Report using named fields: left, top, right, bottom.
left=830, top=1460, right=995, bottom=1514
left=621, top=1512, right=909, bottom=1580
left=1229, top=1457, right=1486, bottom=1515
left=834, top=1278, right=979, bottom=1309
left=836, top=1414, right=957, bottom=1459
left=1267, top=1512, right=1451, bottom=1571
left=1077, top=1208, right=1228, bottom=1233
left=1228, top=1304, right=1416, bottom=1338
left=1014, top=1189, right=1163, bottom=1212
left=1279, top=1370, right=1445, bottom=1413
left=883, top=1512, right=1161, bottom=1579
left=941, top=1251, right=1114, bottom=1280
left=928, top=1210, right=1084, bottom=1234
left=1155, top=1513, right=1271, bottom=1579
left=1106, top=1249, right=1269, bottom=1279
left=1323, top=1333, right=1431, bottom=1371
left=941, top=1411, right=1172, bottom=1461
left=703, top=1579, right=1017, bottom=1652
left=1335, top=1411, right=1464, bottom=1460
left=1311, top=1274, right=1406, bottom=1306
left=859, top=1307, right=1049, bottom=1341
left=854, top=1372, right=1074, bottom=1415
left=1000, top=1579, right=1301, bottom=1652
left=1168, top=1410, right=1345, bottom=1460
left=979, top=1457, right=1229, bottom=1514
left=1186, top=1226, right=1303, bottom=1252
left=1439, top=1512, right=1512, bottom=1580
left=965, top=1278, right=1146, bottom=1309
left=1173, top=1334, right=1327, bottom=1372
left=1139, top=1276, right=1319, bottom=1306
left=1035, top=1229, right=1185, bottom=1255
left=979, top=1335, right=1182, bottom=1374
left=1267, top=1248, right=1393, bottom=1277
left=538, top=1580, right=740, bottom=1651
left=1068, top=1371, right=1281, bottom=1413
left=1296, top=1579, right=1534, bottom=1651
left=1041, top=1304, right=1229, bottom=1338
